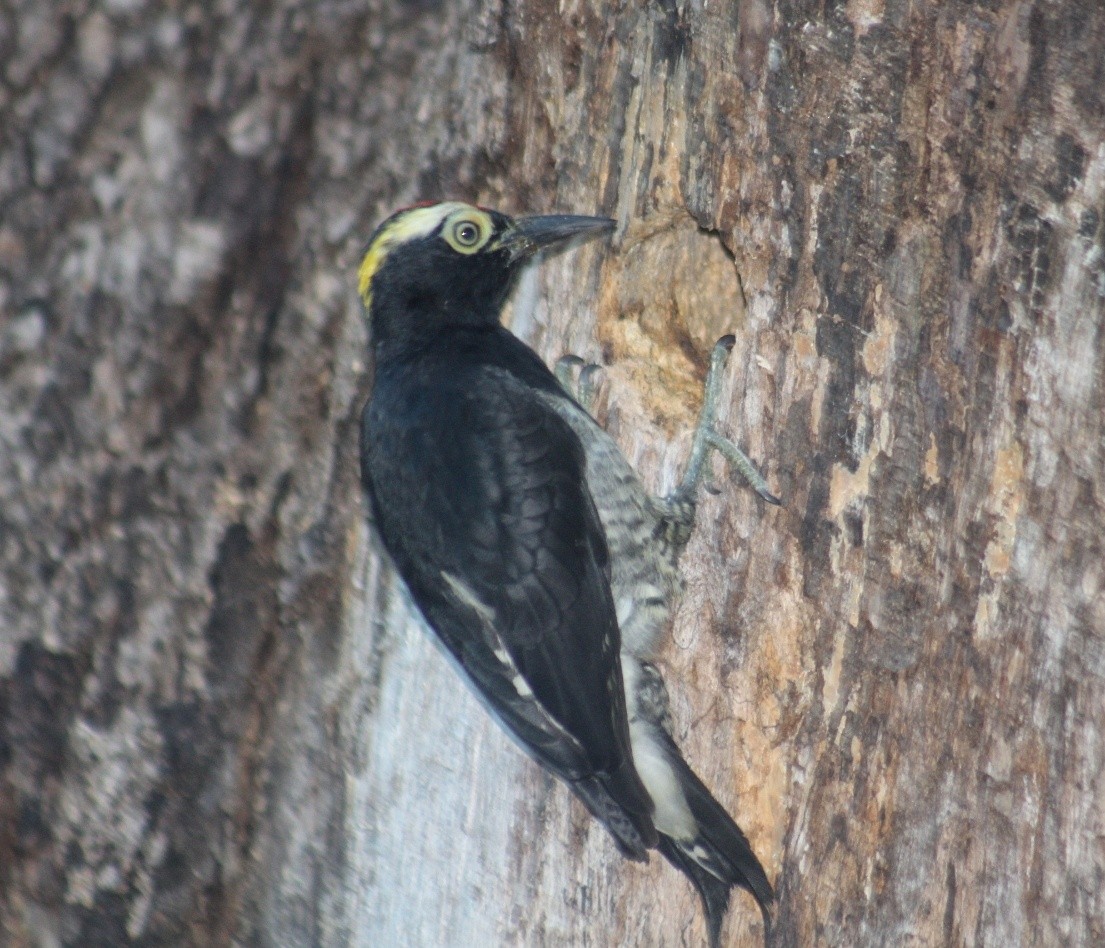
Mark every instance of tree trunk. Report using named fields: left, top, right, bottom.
left=2, top=0, right=1102, bottom=945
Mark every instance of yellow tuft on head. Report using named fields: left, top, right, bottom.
left=357, top=202, right=495, bottom=309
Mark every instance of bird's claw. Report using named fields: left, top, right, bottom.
left=555, top=354, right=603, bottom=414
left=680, top=336, right=781, bottom=506
left=554, top=354, right=585, bottom=392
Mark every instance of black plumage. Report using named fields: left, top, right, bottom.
left=364, top=326, right=655, bottom=855
left=359, top=201, right=773, bottom=944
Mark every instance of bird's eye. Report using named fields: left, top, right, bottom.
left=453, top=220, right=481, bottom=246
left=442, top=210, right=493, bottom=254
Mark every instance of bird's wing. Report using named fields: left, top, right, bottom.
left=362, top=365, right=651, bottom=820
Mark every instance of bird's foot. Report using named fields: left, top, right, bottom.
left=554, top=354, right=604, bottom=415
left=677, top=336, right=781, bottom=506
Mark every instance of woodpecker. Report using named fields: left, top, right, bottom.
left=358, top=200, right=777, bottom=945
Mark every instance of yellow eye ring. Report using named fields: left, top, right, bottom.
left=444, top=214, right=490, bottom=254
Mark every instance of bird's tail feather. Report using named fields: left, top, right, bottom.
left=654, top=725, right=774, bottom=945
left=657, top=834, right=734, bottom=948
left=627, top=659, right=773, bottom=944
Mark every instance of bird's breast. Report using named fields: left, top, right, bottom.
left=533, top=391, right=684, bottom=658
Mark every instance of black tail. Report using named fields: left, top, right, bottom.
left=628, top=659, right=772, bottom=945
left=654, top=726, right=774, bottom=946
left=657, top=835, right=736, bottom=948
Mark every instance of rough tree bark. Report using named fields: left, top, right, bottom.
left=1, top=0, right=1102, bottom=945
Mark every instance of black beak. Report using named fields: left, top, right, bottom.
left=498, top=214, right=616, bottom=260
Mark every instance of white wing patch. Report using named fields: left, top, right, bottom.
left=493, top=644, right=535, bottom=699
left=442, top=571, right=497, bottom=626
left=442, top=572, right=534, bottom=700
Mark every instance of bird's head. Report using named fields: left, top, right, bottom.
left=358, top=201, right=614, bottom=350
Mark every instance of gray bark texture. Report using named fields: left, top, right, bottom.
left=2, top=0, right=1103, bottom=945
